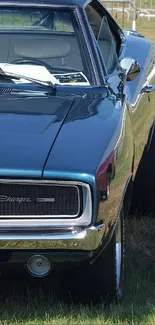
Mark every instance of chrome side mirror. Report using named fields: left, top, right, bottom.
left=120, top=58, right=141, bottom=81
left=141, top=85, right=155, bottom=94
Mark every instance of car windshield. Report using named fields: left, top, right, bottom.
left=0, top=8, right=92, bottom=87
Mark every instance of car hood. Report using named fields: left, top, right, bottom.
left=44, top=95, right=121, bottom=179
left=0, top=95, right=75, bottom=177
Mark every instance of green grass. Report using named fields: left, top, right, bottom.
left=0, top=217, right=155, bottom=324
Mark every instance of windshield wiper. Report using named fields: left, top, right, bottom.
left=0, top=71, right=56, bottom=89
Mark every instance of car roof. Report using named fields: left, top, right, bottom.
left=0, top=0, right=89, bottom=8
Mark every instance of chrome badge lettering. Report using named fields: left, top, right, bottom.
left=37, top=197, right=55, bottom=203
left=0, top=195, right=32, bottom=204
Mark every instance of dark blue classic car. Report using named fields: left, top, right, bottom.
left=0, top=0, right=154, bottom=303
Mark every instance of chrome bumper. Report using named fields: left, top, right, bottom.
left=0, top=223, right=104, bottom=250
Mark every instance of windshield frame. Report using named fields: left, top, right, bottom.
left=0, top=3, right=101, bottom=87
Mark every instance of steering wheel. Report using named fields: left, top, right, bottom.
left=11, top=58, right=53, bottom=71
left=11, top=58, right=78, bottom=74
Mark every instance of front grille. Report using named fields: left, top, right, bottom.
left=0, top=182, right=80, bottom=218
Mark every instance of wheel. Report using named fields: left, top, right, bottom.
left=61, top=208, right=125, bottom=304
left=85, top=207, right=125, bottom=303
left=94, top=207, right=125, bottom=302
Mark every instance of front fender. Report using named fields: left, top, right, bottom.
left=96, top=103, right=134, bottom=236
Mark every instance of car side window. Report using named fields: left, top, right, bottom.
left=85, top=3, right=119, bottom=74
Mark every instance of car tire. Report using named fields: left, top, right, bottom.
left=61, top=207, right=125, bottom=304
left=91, top=206, right=125, bottom=303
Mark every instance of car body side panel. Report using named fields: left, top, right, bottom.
left=130, top=77, right=155, bottom=178
left=121, top=34, right=155, bottom=177
left=96, top=102, right=134, bottom=234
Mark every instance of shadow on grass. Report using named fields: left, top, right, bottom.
left=0, top=218, right=154, bottom=324
left=130, top=123, right=155, bottom=216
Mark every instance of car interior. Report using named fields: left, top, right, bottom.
left=0, top=8, right=118, bottom=84
left=0, top=33, right=84, bottom=73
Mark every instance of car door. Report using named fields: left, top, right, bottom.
left=85, top=0, right=155, bottom=179
left=121, top=36, right=155, bottom=177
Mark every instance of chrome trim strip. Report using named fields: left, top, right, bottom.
left=76, top=7, right=100, bottom=85
left=0, top=180, right=92, bottom=227
left=0, top=223, right=104, bottom=250
left=0, top=3, right=77, bottom=9
left=0, top=179, right=86, bottom=185
left=82, top=8, right=106, bottom=84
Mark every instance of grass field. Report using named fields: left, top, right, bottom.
left=0, top=10, right=154, bottom=325
left=0, top=216, right=155, bottom=325
left=114, top=12, right=155, bottom=43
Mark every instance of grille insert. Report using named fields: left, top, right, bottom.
left=0, top=183, right=80, bottom=218
left=0, top=88, right=12, bottom=94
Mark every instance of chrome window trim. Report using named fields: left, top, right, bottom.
left=76, top=7, right=101, bottom=85
left=0, top=3, right=77, bottom=9
left=0, top=179, right=92, bottom=228
left=82, top=5, right=106, bottom=83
